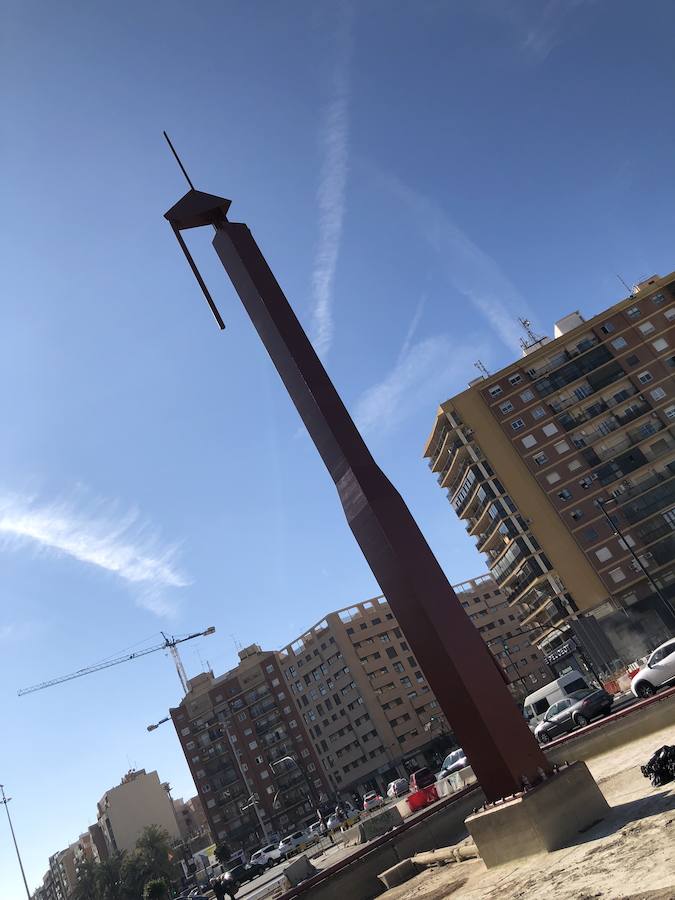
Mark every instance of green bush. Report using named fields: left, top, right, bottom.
left=143, top=878, right=168, bottom=899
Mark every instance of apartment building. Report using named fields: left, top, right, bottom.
left=278, top=595, right=452, bottom=800
left=453, top=575, right=551, bottom=699
left=425, top=273, right=675, bottom=669
left=173, top=794, right=209, bottom=841
left=170, top=645, right=331, bottom=849
left=96, top=768, right=180, bottom=855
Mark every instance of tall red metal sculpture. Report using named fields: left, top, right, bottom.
left=164, top=181, right=551, bottom=802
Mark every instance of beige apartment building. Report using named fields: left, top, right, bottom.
left=96, top=768, right=180, bottom=855
left=425, top=273, right=675, bottom=670
left=277, top=595, right=452, bottom=800
left=453, top=574, right=551, bottom=700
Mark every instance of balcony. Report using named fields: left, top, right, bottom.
left=440, top=441, right=469, bottom=489
left=532, top=345, right=614, bottom=397
left=430, top=432, right=456, bottom=474
left=505, top=561, right=547, bottom=604
left=615, top=401, right=651, bottom=427
left=622, top=477, right=675, bottom=525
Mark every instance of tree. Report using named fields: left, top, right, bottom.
left=72, top=858, right=101, bottom=900
left=120, top=826, right=177, bottom=898
left=143, top=879, right=169, bottom=899
left=96, top=853, right=126, bottom=900
left=214, top=842, right=231, bottom=865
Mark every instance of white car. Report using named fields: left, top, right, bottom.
left=278, top=830, right=310, bottom=858
left=362, top=791, right=385, bottom=812
left=631, top=639, right=675, bottom=699
left=250, top=843, right=281, bottom=869
left=437, top=749, right=468, bottom=780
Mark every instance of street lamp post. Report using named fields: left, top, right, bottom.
left=597, top=497, right=675, bottom=619
left=0, top=785, right=31, bottom=900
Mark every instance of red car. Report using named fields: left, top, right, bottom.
left=409, top=767, right=436, bottom=791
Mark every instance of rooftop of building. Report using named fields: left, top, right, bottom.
left=423, top=270, right=675, bottom=456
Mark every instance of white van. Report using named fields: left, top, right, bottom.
left=523, top=671, right=590, bottom=729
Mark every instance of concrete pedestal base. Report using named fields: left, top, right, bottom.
left=465, top=761, right=609, bottom=868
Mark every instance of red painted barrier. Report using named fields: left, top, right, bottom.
left=407, top=784, right=439, bottom=812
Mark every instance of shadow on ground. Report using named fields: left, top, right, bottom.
left=567, top=784, right=675, bottom=848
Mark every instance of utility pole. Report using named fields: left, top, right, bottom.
left=597, top=497, right=675, bottom=619
left=1, top=785, right=31, bottom=900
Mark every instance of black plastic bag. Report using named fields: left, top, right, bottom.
left=640, top=745, right=675, bottom=787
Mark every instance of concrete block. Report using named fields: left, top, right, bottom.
left=340, top=823, right=364, bottom=846
left=282, top=853, right=318, bottom=886
left=360, top=805, right=403, bottom=841
left=465, top=761, right=609, bottom=868
left=378, top=858, right=419, bottom=890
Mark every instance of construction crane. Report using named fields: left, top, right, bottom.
left=17, top=626, right=216, bottom=696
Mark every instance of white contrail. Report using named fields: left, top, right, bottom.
left=309, top=6, right=353, bottom=358
left=0, top=493, right=189, bottom=616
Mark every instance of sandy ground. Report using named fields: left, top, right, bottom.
left=380, top=722, right=675, bottom=900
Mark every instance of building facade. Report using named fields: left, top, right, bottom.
left=173, top=794, right=210, bottom=841
left=170, top=645, right=332, bottom=849
left=278, top=595, right=453, bottom=801
left=425, top=273, right=675, bottom=670
left=96, top=768, right=180, bottom=855
left=453, top=574, right=551, bottom=699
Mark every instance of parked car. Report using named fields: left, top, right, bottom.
left=386, top=778, right=409, bottom=798
left=308, top=819, right=327, bottom=837
left=523, top=670, right=591, bottom=729
left=437, top=749, right=468, bottom=780
left=278, top=830, right=311, bottom=858
left=222, top=863, right=257, bottom=887
left=534, top=689, right=613, bottom=743
left=362, top=790, right=385, bottom=812
left=631, top=639, right=675, bottom=699
left=250, top=843, right=282, bottom=869
left=409, top=767, right=436, bottom=791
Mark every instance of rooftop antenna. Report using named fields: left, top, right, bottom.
left=473, top=360, right=489, bottom=378
left=616, top=274, right=632, bottom=294
left=518, top=317, right=544, bottom=353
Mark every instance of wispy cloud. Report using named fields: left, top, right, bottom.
left=309, top=5, right=354, bottom=359
left=478, top=0, right=596, bottom=62
left=0, top=493, right=189, bottom=616
left=371, top=168, right=533, bottom=354
left=397, top=295, right=426, bottom=365
left=354, top=331, right=488, bottom=437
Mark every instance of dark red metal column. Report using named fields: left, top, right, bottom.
left=165, top=189, right=551, bottom=802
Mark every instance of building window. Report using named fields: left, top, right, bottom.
left=570, top=509, right=584, bottom=521
left=595, top=547, right=613, bottom=562
left=521, top=434, right=537, bottom=449
left=265, top=664, right=274, bottom=673
left=609, top=567, right=626, bottom=583
left=511, top=418, right=525, bottom=431
left=554, top=440, right=570, bottom=454
left=626, top=305, right=641, bottom=318
left=509, top=373, right=523, bottom=385
left=638, top=321, right=655, bottom=335
left=650, top=387, right=666, bottom=401
left=385, top=647, right=398, bottom=659
left=533, top=452, right=548, bottom=466
left=532, top=406, right=546, bottom=419
left=611, top=336, right=628, bottom=351
left=237, top=712, right=247, bottom=721
left=520, top=389, right=535, bottom=402
left=651, top=292, right=665, bottom=305
left=289, top=719, right=298, bottom=728
left=489, top=385, right=503, bottom=397
left=665, top=307, right=675, bottom=321
left=558, top=489, right=572, bottom=501
left=600, top=322, right=615, bottom=334
left=582, top=526, right=599, bottom=542
left=637, top=371, right=653, bottom=384
left=180, top=727, right=190, bottom=736
left=500, top=401, right=514, bottom=414
left=542, top=422, right=559, bottom=437
left=568, top=459, right=582, bottom=471
left=664, top=405, right=675, bottom=419
left=626, top=353, right=640, bottom=366
left=545, top=471, right=561, bottom=484
left=652, top=337, right=669, bottom=352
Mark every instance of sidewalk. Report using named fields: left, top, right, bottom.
left=379, top=720, right=675, bottom=900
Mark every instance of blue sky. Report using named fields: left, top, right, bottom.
left=2, top=0, right=675, bottom=894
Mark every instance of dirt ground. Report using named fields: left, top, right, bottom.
left=380, top=722, right=675, bottom=900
